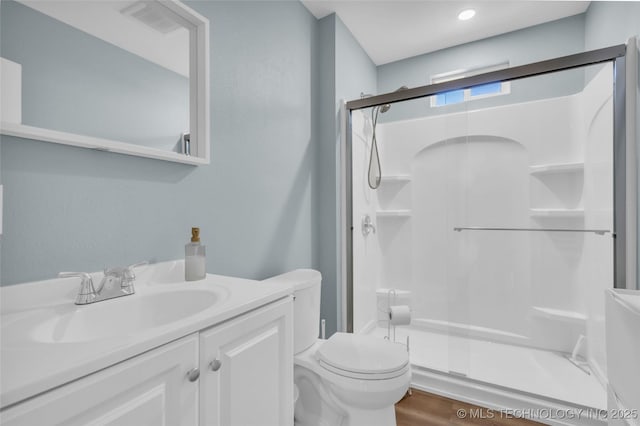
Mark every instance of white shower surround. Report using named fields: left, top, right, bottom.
left=352, top=64, right=613, bottom=409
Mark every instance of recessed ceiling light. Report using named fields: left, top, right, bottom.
left=458, top=9, right=476, bottom=21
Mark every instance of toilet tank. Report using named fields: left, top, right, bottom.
left=263, top=269, right=321, bottom=354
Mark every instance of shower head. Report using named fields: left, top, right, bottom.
left=379, top=86, right=409, bottom=113
left=368, top=86, right=407, bottom=190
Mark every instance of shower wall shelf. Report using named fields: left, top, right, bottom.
left=531, top=306, right=587, bottom=325
left=530, top=208, right=585, bottom=218
left=529, top=162, right=584, bottom=175
left=376, top=210, right=411, bottom=218
left=380, top=175, right=411, bottom=184
left=529, top=162, right=584, bottom=217
left=377, top=176, right=411, bottom=214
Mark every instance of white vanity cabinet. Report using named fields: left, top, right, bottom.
left=1, top=296, right=294, bottom=426
left=199, top=297, right=294, bottom=426
left=1, top=334, right=200, bottom=426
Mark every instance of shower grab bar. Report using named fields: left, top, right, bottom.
left=453, top=226, right=613, bottom=235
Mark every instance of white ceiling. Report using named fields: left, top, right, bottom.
left=301, top=1, right=591, bottom=65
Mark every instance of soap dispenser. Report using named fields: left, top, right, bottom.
left=185, top=227, right=206, bottom=281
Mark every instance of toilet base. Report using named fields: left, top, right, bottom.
left=294, top=353, right=409, bottom=426
left=295, top=407, right=397, bottom=426
left=343, top=406, right=397, bottom=426
left=295, top=401, right=397, bottom=426
left=294, top=338, right=410, bottom=426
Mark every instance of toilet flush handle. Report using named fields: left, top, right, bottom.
left=210, top=359, right=222, bottom=372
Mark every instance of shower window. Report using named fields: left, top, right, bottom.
left=469, top=81, right=502, bottom=96
left=432, top=89, right=464, bottom=106
left=430, top=62, right=511, bottom=107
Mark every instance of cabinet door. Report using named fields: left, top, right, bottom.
left=200, top=297, right=293, bottom=426
left=2, top=335, right=199, bottom=426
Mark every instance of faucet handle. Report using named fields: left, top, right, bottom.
left=125, top=261, right=149, bottom=277
left=59, top=272, right=97, bottom=305
left=103, top=261, right=147, bottom=279
left=120, top=261, right=149, bottom=294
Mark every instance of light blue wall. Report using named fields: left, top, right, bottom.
left=584, top=1, right=640, bottom=289
left=1, top=1, right=189, bottom=151
left=335, top=16, right=377, bottom=105
left=584, top=2, right=640, bottom=50
left=1, top=1, right=319, bottom=285
left=376, top=15, right=586, bottom=122
left=317, top=14, right=376, bottom=335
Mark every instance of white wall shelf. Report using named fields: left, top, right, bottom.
left=380, top=175, right=411, bottom=184
left=376, top=209, right=411, bottom=218
left=530, top=208, right=585, bottom=218
left=531, top=306, right=587, bottom=325
left=529, top=162, right=584, bottom=175
left=529, top=162, right=584, bottom=216
left=1, top=122, right=208, bottom=165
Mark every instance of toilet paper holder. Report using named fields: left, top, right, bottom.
left=383, top=289, right=411, bottom=350
left=383, top=290, right=411, bottom=397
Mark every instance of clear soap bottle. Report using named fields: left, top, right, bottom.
left=185, top=227, right=206, bottom=281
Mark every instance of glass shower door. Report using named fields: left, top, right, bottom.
left=448, top=62, right=614, bottom=409
left=349, top=57, right=615, bottom=412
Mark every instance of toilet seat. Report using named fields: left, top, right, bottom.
left=316, top=333, right=409, bottom=380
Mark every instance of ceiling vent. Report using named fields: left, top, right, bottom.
left=120, top=1, right=181, bottom=34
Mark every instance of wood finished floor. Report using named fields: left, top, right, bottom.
left=395, top=389, right=545, bottom=426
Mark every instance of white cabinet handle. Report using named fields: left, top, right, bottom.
left=186, top=368, right=200, bottom=382
left=209, top=359, right=222, bottom=372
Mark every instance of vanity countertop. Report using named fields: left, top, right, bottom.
left=0, top=261, right=292, bottom=409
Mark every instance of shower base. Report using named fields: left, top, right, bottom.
left=365, top=326, right=607, bottom=426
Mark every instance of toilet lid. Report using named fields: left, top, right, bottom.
left=316, top=333, right=409, bottom=376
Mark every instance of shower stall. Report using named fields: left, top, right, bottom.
left=344, top=44, right=635, bottom=424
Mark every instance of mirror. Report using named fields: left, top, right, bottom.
left=0, top=0, right=209, bottom=165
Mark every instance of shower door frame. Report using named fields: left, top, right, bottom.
left=342, top=43, right=631, bottom=333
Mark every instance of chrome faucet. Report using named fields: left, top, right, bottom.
left=59, top=261, right=148, bottom=305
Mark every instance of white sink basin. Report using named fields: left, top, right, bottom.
left=0, top=260, right=294, bottom=410
left=3, top=289, right=221, bottom=344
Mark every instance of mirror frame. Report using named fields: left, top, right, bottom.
left=0, top=0, right=210, bottom=166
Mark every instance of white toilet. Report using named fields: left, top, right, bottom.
left=280, top=269, right=411, bottom=426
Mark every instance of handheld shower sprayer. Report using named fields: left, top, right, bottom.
left=368, top=85, right=408, bottom=189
